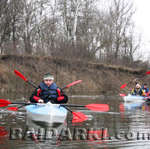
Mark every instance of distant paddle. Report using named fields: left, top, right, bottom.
left=120, top=70, right=150, bottom=89
left=119, top=93, right=126, bottom=97
left=120, top=84, right=127, bottom=89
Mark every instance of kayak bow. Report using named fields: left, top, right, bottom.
left=25, top=102, right=68, bottom=124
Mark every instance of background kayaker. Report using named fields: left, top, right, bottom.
left=131, top=83, right=146, bottom=96
left=142, top=83, right=149, bottom=95
left=30, top=73, right=68, bottom=103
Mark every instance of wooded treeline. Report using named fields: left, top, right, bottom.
left=0, top=0, right=142, bottom=66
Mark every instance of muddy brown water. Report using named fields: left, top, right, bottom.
left=0, top=95, right=150, bottom=149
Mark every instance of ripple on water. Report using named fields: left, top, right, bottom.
left=0, top=97, right=150, bottom=148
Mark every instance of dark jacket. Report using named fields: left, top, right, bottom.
left=131, top=88, right=145, bottom=96
left=39, top=82, right=58, bottom=102
left=30, top=82, right=68, bottom=103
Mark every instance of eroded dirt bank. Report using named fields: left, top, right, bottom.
left=0, top=54, right=148, bottom=99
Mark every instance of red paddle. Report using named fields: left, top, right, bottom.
left=0, top=99, right=11, bottom=107
left=86, top=104, right=109, bottom=112
left=59, top=105, right=88, bottom=123
left=64, top=104, right=109, bottom=112
left=0, top=99, right=28, bottom=107
left=63, top=105, right=88, bottom=123
left=0, top=99, right=109, bottom=112
left=14, top=69, right=82, bottom=90
left=0, top=99, right=27, bottom=111
left=62, top=80, right=82, bottom=90
left=7, top=107, right=19, bottom=111
left=119, top=93, right=126, bottom=97
left=72, top=111, right=88, bottom=123
left=14, top=70, right=27, bottom=81
left=14, top=69, right=37, bottom=88
left=0, top=99, right=88, bottom=122
left=120, top=84, right=127, bottom=89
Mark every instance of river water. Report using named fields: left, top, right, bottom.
left=1, top=95, right=150, bottom=149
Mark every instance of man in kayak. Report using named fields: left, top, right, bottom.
left=30, top=73, right=68, bottom=103
left=131, top=83, right=146, bottom=96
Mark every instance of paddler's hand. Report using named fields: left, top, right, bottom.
left=38, top=99, right=44, bottom=103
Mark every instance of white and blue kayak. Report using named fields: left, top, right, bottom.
left=123, top=94, right=145, bottom=103
left=25, top=102, right=68, bottom=124
left=123, top=102, right=144, bottom=110
left=122, top=94, right=150, bottom=110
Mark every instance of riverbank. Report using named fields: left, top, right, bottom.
left=0, top=54, right=148, bottom=99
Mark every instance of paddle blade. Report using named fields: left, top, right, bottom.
left=7, top=107, right=18, bottom=111
left=14, top=69, right=27, bottom=82
left=85, top=104, right=109, bottom=112
left=65, top=80, right=82, bottom=89
left=119, top=93, right=126, bottom=97
left=146, top=71, right=150, bottom=75
left=72, top=112, right=88, bottom=123
left=120, top=84, right=127, bottom=89
left=0, top=99, right=11, bottom=107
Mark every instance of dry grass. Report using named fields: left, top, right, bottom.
left=0, top=54, right=149, bottom=98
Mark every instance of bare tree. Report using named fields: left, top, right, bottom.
left=90, top=0, right=140, bottom=64
left=0, top=0, right=11, bottom=54
left=108, top=0, right=136, bottom=62
left=0, top=0, right=141, bottom=66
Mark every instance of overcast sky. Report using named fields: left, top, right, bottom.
left=98, top=0, right=150, bottom=61
left=133, top=0, right=150, bottom=61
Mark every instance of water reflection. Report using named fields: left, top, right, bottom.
left=0, top=96, right=150, bottom=148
